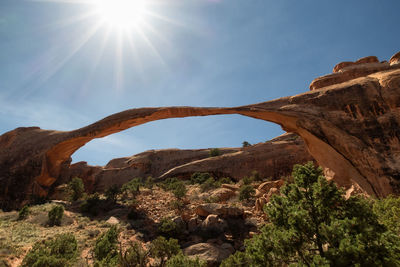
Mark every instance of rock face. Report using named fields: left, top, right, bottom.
left=1, top=51, right=400, bottom=209
left=63, top=133, right=312, bottom=192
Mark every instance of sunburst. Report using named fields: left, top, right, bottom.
left=29, top=0, right=180, bottom=92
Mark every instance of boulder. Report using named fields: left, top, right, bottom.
left=183, top=243, right=232, bottom=264
left=257, top=180, right=284, bottom=195
left=210, top=188, right=236, bottom=201
left=202, top=214, right=227, bottom=232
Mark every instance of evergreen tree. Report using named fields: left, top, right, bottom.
left=222, top=162, right=400, bottom=266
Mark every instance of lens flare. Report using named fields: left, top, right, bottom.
left=94, top=0, right=147, bottom=29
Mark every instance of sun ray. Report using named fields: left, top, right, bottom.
left=134, top=26, right=167, bottom=67
left=19, top=20, right=105, bottom=100
left=78, top=25, right=112, bottom=97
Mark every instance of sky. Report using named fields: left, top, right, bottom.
left=1, top=0, right=399, bottom=166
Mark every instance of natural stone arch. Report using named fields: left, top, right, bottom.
left=1, top=65, right=400, bottom=209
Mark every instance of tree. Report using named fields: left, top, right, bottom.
left=121, top=178, right=142, bottom=199
left=68, top=177, right=85, bottom=201
left=222, top=162, right=400, bottom=266
left=48, top=205, right=64, bottom=226
left=106, top=184, right=121, bottom=203
left=150, top=236, right=181, bottom=267
left=172, top=182, right=187, bottom=200
left=22, top=233, right=77, bottom=267
left=94, top=226, right=119, bottom=266
left=242, top=141, right=251, bottom=147
left=209, top=148, right=221, bottom=157
left=119, top=241, right=149, bottom=267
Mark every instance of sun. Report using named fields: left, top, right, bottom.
left=92, top=0, right=148, bottom=30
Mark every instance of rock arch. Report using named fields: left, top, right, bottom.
left=1, top=53, right=400, bottom=209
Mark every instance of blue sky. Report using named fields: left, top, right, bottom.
left=1, top=0, right=399, bottom=165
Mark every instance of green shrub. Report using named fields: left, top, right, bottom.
left=21, top=233, right=77, bottom=267
left=373, top=195, right=400, bottom=234
left=121, top=178, right=142, bottom=199
left=105, top=184, right=121, bottom=203
left=250, top=170, right=262, bottom=182
left=239, top=185, right=255, bottom=201
left=150, top=236, right=180, bottom=267
left=80, top=193, right=101, bottom=216
left=94, top=226, right=119, bottom=263
left=68, top=177, right=85, bottom=201
left=223, top=162, right=400, bottom=266
left=166, top=253, right=205, bottom=267
left=190, top=172, right=212, bottom=184
left=144, top=176, right=155, bottom=189
left=217, top=177, right=233, bottom=185
left=18, top=205, right=29, bottom=220
left=158, top=218, right=182, bottom=239
left=209, top=148, right=221, bottom=157
left=119, top=242, right=149, bottom=267
left=242, top=141, right=251, bottom=147
left=220, top=251, right=249, bottom=267
left=241, top=176, right=253, bottom=185
left=48, top=205, right=64, bottom=226
left=160, top=177, right=181, bottom=191
left=200, top=177, right=217, bottom=192
left=172, top=182, right=186, bottom=200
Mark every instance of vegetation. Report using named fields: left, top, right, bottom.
left=150, top=236, right=180, bottom=266
left=373, top=195, right=400, bottom=234
left=222, top=162, right=400, bottom=266
left=121, top=178, right=142, bottom=199
left=119, top=242, right=149, bottom=267
left=80, top=193, right=101, bottom=216
left=242, top=141, right=251, bottom=147
left=209, top=148, right=221, bottom=157
left=239, top=185, right=255, bottom=201
left=21, top=233, right=77, bottom=267
left=166, top=253, right=205, bottom=267
left=144, top=176, right=155, bottom=189
left=18, top=205, right=29, bottom=220
left=200, top=177, right=218, bottom=192
left=68, top=177, right=85, bottom=201
left=241, top=176, right=254, bottom=185
left=172, top=181, right=187, bottom=200
left=190, top=172, right=212, bottom=184
left=94, top=225, right=119, bottom=266
left=250, top=170, right=262, bottom=181
left=158, top=218, right=183, bottom=239
left=48, top=205, right=64, bottom=226
left=105, top=184, right=121, bottom=203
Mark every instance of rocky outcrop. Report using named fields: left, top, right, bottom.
left=1, top=51, right=400, bottom=209
left=64, top=133, right=312, bottom=192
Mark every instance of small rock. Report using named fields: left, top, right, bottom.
left=106, top=216, right=120, bottom=225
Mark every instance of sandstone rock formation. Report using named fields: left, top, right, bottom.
left=1, top=50, right=400, bottom=210
left=63, top=133, right=311, bottom=192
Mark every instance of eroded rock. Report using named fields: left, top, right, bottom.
left=1, top=51, right=400, bottom=209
